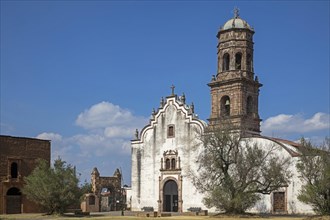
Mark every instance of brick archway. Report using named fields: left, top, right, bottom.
left=6, top=187, right=21, bottom=214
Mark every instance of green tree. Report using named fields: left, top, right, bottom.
left=192, top=127, right=292, bottom=214
left=23, top=158, right=81, bottom=215
left=296, top=137, right=330, bottom=215
left=79, top=180, right=92, bottom=202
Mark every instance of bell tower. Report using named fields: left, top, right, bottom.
left=208, top=9, right=262, bottom=135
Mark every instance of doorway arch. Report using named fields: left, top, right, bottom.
left=163, top=180, right=178, bottom=212
left=6, top=187, right=22, bottom=214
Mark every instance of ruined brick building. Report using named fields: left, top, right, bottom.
left=81, top=167, right=123, bottom=212
left=130, top=11, right=314, bottom=214
left=0, top=135, right=50, bottom=214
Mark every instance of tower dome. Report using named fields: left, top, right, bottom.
left=221, top=8, right=253, bottom=31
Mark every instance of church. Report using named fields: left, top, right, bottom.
left=130, top=11, right=314, bottom=214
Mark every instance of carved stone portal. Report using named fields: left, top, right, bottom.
left=158, top=150, right=182, bottom=213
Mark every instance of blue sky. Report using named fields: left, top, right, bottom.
left=1, top=0, right=329, bottom=185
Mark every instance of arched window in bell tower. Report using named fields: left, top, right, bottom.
left=246, top=54, right=252, bottom=71
left=220, top=96, right=231, bottom=116
left=235, top=52, right=242, bottom=70
left=247, top=96, right=253, bottom=115
left=223, top=53, right=230, bottom=71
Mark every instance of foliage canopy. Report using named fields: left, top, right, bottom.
left=296, top=137, right=330, bottom=215
left=23, top=158, right=82, bottom=215
left=192, top=128, right=292, bottom=214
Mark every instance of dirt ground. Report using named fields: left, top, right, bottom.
left=0, top=213, right=329, bottom=220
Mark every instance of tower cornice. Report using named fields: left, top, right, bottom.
left=208, top=77, right=262, bottom=88
left=217, top=28, right=254, bottom=38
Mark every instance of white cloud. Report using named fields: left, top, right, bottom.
left=73, top=101, right=148, bottom=155
left=36, top=132, right=73, bottom=162
left=36, top=102, right=148, bottom=183
left=36, top=132, right=63, bottom=142
left=104, top=126, right=135, bottom=138
left=261, top=112, right=330, bottom=136
left=304, top=112, right=330, bottom=131
left=76, top=101, right=146, bottom=130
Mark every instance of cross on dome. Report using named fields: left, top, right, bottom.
left=234, top=7, right=240, bottom=18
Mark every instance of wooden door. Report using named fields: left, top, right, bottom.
left=6, top=195, right=21, bottom=214
left=273, top=192, right=285, bottom=212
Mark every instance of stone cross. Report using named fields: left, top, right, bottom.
left=171, top=84, right=175, bottom=95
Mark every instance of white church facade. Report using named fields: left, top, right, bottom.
left=130, top=11, right=314, bottom=214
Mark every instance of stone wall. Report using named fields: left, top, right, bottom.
left=0, top=135, right=51, bottom=214
left=85, top=168, right=122, bottom=212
